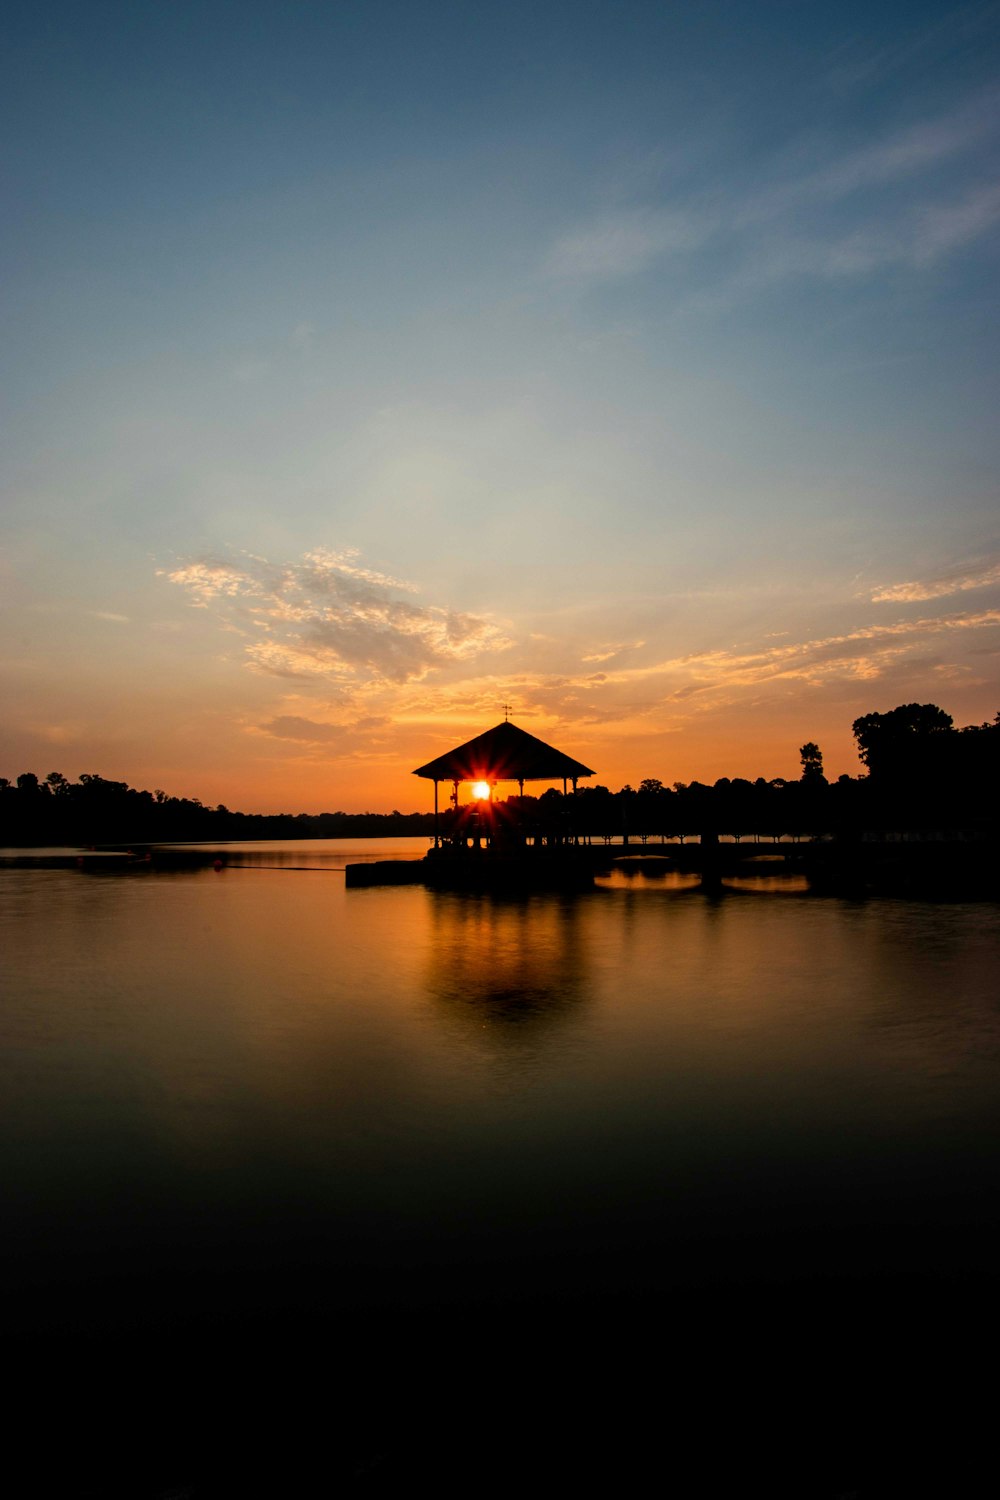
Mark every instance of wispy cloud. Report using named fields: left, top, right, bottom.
left=31, top=721, right=86, bottom=745
left=828, top=8, right=1000, bottom=93
left=162, top=547, right=512, bottom=685
left=258, top=716, right=349, bottom=743
left=734, top=181, right=1000, bottom=287
left=605, top=608, right=1000, bottom=692
left=546, top=209, right=708, bottom=284
left=255, top=712, right=392, bottom=749
left=581, top=638, right=647, bottom=663
left=748, top=89, right=998, bottom=214
left=392, top=605, right=1000, bottom=738
left=159, top=550, right=999, bottom=775
left=872, top=558, right=1000, bottom=602
left=815, top=109, right=987, bottom=193
left=546, top=89, right=1000, bottom=296
left=908, top=181, right=1000, bottom=264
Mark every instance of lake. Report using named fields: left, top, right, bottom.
left=3, top=839, right=998, bottom=1495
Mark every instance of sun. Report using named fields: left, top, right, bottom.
left=471, top=781, right=491, bottom=800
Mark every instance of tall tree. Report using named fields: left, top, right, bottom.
left=799, top=743, right=825, bottom=783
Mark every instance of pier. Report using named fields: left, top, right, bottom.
left=344, top=835, right=996, bottom=896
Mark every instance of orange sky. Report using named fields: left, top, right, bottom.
left=3, top=545, right=997, bottom=812
left=3, top=7, right=999, bottom=812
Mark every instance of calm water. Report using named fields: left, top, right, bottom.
left=3, top=839, right=999, bottom=1494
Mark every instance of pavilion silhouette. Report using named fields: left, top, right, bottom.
left=413, top=719, right=594, bottom=856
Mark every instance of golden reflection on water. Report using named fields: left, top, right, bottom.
left=595, top=867, right=701, bottom=892
left=424, top=891, right=586, bottom=1039
left=2, top=858, right=999, bottom=1205
left=720, top=874, right=811, bottom=893
left=4, top=853, right=998, bottom=1500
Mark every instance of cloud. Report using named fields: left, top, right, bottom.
left=258, top=716, right=347, bottom=743
left=91, top=610, right=129, bottom=623
left=581, top=638, right=647, bottom=663
left=828, top=13, right=1000, bottom=94
left=165, top=560, right=253, bottom=603
left=300, top=547, right=416, bottom=593
left=546, top=209, right=707, bottom=284
left=872, top=559, right=1000, bottom=603
left=713, top=179, right=1000, bottom=296
left=611, top=608, right=1000, bottom=693
left=546, top=90, right=1000, bottom=300
left=908, top=182, right=1000, bottom=265
left=818, top=184, right=1000, bottom=274
left=818, top=110, right=983, bottom=193
left=160, top=549, right=998, bottom=769
left=755, top=91, right=998, bottom=212
left=31, top=721, right=86, bottom=745
left=396, top=605, right=1000, bottom=740
left=163, top=547, right=512, bottom=685
left=256, top=713, right=393, bottom=747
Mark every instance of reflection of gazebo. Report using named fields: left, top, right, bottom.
left=413, top=720, right=595, bottom=848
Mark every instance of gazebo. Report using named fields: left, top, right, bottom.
left=413, top=720, right=595, bottom=848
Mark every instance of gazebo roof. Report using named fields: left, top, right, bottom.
left=413, top=721, right=595, bottom=784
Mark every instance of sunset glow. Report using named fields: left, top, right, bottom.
left=5, top=12, right=999, bottom=1489
left=2, top=3, right=997, bottom=812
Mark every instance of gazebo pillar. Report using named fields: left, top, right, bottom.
left=433, top=779, right=440, bottom=847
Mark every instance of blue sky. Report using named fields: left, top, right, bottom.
left=3, top=0, right=998, bottom=810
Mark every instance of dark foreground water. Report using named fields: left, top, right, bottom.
left=2, top=840, right=999, bottom=1496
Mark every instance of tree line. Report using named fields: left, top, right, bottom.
left=0, top=773, right=436, bottom=847
left=2, top=702, right=996, bottom=848
left=589, top=704, right=997, bottom=843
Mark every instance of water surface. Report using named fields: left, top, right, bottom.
left=3, top=841, right=998, bottom=1493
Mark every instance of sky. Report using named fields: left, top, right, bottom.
left=3, top=0, right=998, bottom=812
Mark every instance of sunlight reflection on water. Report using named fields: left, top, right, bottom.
left=4, top=848, right=997, bottom=1228
left=2, top=843, right=999, bottom=1489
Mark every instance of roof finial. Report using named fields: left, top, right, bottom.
left=502, top=702, right=512, bottom=722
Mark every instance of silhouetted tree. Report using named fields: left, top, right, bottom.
left=636, top=778, right=668, bottom=843
left=848, top=702, right=1000, bottom=833
left=4, top=702, right=996, bottom=849
left=799, top=743, right=826, bottom=784
left=852, top=704, right=953, bottom=778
